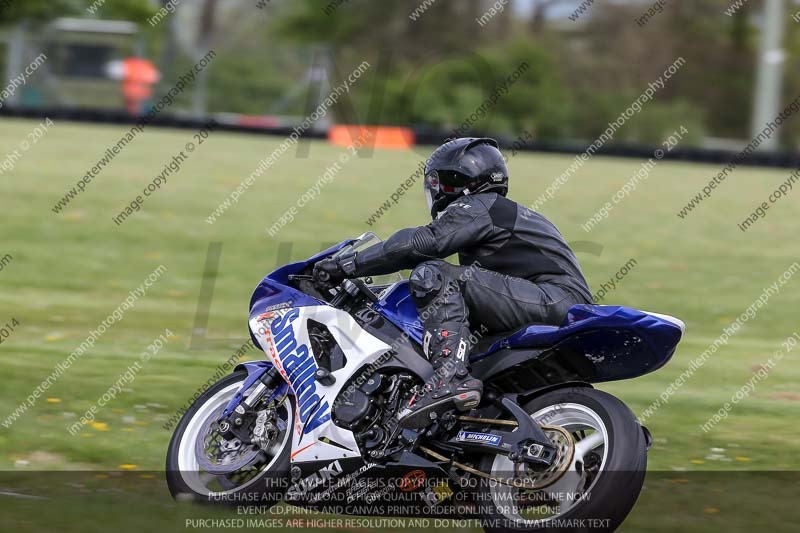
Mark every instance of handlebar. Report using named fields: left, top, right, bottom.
left=302, top=263, right=379, bottom=307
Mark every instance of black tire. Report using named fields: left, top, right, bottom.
left=477, top=387, right=647, bottom=533
left=165, top=370, right=294, bottom=508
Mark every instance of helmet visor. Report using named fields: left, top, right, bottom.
left=425, top=170, right=466, bottom=217
left=424, top=171, right=439, bottom=213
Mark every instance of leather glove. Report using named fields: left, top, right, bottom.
left=313, top=258, right=347, bottom=290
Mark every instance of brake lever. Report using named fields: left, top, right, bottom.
left=288, top=274, right=315, bottom=281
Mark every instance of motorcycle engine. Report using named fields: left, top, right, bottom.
left=333, top=388, right=377, bottom=432
left=333, top=372, right=409, bottom=451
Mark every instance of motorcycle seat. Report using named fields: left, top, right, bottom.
left=472, top=324, right=559, bottom=356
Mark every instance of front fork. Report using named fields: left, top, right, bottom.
left=217, top=363, right=289, bottom=442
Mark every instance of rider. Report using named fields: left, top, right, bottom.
left=314, top=138, right=593, bottom=427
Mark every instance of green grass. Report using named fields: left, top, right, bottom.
left=0, top=118, right=798, bottom=529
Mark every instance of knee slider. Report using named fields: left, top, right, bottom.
left=409, top=262, right=445, bottom=307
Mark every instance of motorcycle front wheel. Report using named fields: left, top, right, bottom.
left=166, top=370, right=294, bottom=508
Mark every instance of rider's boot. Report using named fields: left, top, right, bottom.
left=397, top=325, right=482, bottom=428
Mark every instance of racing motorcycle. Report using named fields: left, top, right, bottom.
left=166, top=232, right=685, bottom=532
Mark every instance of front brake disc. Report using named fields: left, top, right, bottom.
left=194, top=407, right=261, bottom=475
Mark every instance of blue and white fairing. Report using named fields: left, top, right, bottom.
left=247, top=240, right=392, bottom=464
left=247, top=240, right=356, bottom=351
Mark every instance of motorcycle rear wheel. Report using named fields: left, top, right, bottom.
left=477, top=387, right=647, bottom=532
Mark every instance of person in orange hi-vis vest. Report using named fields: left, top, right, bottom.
left=107, top=57, right=161, bottom=115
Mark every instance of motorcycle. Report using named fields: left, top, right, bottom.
left=166, top=232, right=684, bottom=532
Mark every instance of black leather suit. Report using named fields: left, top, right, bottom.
left=343, top=192, right=594, bottom=361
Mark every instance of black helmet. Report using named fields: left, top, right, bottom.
left=423, top=137, right=509, bottom=218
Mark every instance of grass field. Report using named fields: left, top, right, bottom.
left=1, top=117, right=798, bottom=530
